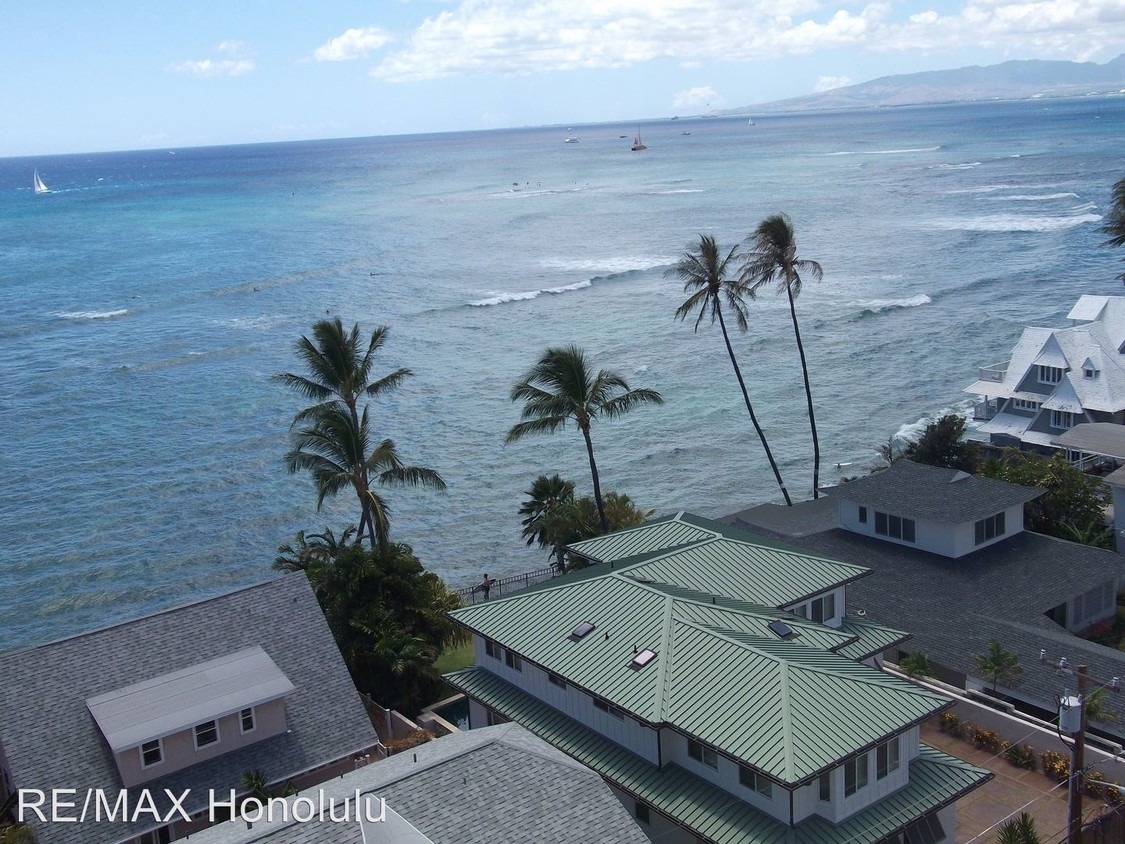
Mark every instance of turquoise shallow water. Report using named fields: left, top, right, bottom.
left=1, top=97, right=1123, bottom=650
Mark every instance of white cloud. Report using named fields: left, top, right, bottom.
left=672, top=86, right=722, bottom=110
left=169, top=42, right=255, bottom=77
left=313, top=27, right=394, bottom=61
left=360, top=0, right=1125, bottom=83
left=815, top=75, right=852, bottom=92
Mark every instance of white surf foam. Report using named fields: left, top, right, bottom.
left=824, top=146, right=941, bottom=156
left=54, top=309, right=128, bottom=320
left=995, top=193, right=1079, bottom=202
left=540, top=256, right=670, bottom=274
left=469, top=280, right=592, bottom=307
left=856, top=294, right=932, bottom=313
left=927, top=212, right=1103, bottom=232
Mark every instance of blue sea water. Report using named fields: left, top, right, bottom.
left=1, top=97, right=1123, bottom=651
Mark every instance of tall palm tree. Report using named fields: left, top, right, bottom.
left=519, top=474, right=579, bottom=572
left=506, top=345, right=664, bottom=532
left=1103, top=175, right=1125, bottom=282
left=284, top=404, right=445, bottom=550
left=276, top=319, right=444, bottom=546
left=742, top=214, right=824, bottom=500
left=668, top=234, right=792, bottom=506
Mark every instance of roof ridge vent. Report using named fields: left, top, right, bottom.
left=949, top=470, right=971, bottom=483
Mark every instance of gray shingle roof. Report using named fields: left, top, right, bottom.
left=827, top=460, right=1043, bottom=523
left=175, top=724, right=650, bottom=844
left=0, top=573, right=377, bottom=844
left=745, top=520, right=1125, bottom=725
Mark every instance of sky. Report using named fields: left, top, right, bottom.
left=4, top=0, right=1125, bottom=157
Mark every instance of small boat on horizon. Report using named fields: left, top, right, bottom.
left=564, top=136, right=580, bottom=143
left=33, top=169, right=49, bottom=194
left=631, top=128, right=647, bottom=152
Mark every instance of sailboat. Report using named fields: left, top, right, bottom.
left=748, top=116, right=755, bottom=126
left=33, top=169, right=49, bottom=194
left=631, top=128, right=647, bottom=152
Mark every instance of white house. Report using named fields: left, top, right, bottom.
left=967, top=295, right=1125, bottom=452
left=445, top=513, right=991, bottom=844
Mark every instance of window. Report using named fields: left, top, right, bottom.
left=1038, top=365, right=1063, bottom=384
left=875, top=511, right=915, bottom=543
left=739, top=766, right=773, bottom=798
left=818, top=773, right=831, bottom=802
left=504, top=650, right=522, bottom=672
left=974, top=512, right=1006, bottom=545
left=811, top=593, right=836, bottom=624
left=791, top=603, right=808, bottom=619
left=1051, top=409, right=1074, bottom=429
left=593, top=698, right=623, bottom=719
left=844, top=752, right=868, bottom=796
left=548, top=673, right=567, bottom=690
left=635, top=802, right=650, bottom=825
left=193, top=720, right=219, bottom=749
left=1012, top=398, right=1040, bottom=411
left=876, top=737, right=900, bottom=779
left=687, top=739, right=718, bottom=769
left=485, top=640, right=500, bottom=660
left=1085, top=367, right=1099, bottom=379
left=858, top=506, right=867, bottom=524
left=140, top=739, right=163, bottom=768
left=240, top=707, right=255, bottom=734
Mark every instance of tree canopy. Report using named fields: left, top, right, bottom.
left=902, top=414, right=979, bottom=472
left=1103, top=175, right=1125, bottom=282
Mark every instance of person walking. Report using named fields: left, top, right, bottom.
left=480, top=573, right=493, bottom=601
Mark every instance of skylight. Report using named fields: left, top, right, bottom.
left=767, top=620, right=798, bottom=640
left=570, top=621, right=596, bottom=639
left=632, top=649, right=657, bottom=668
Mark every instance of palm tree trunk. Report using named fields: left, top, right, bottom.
left=717, top=307, right=792, bottom=506
left=786, top=287, right=820, bottom=500
left=581, top=424, right=610, bottom=532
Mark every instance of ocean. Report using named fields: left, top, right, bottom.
left=1, top=97, right=1122, bottom=651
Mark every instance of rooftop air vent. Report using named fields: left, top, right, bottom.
left=632, top=649, right=657, bottom=668
left=630, top=575, right=656, bottom=584
left=570, top=621, right=596, bottom=640
left=950, top=471, right=971, bottom=483
left=767, top=620, right=798, bottom=640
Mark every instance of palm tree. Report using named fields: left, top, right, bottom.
left=995, top=812, right=1041, bottom=844
left=1103, top=176, right=1125, bottom=282
left=284, top=404, right=445, bottom=550
left=667, top=234, right=792, bottom=505
left=742, top=214, right=824, bottom=500
left=276, top=319, right=443, bottom=547
left=507, top=345, right=664, bottom=532
left=519, top=474, right=579, bottom=572
left=274, top=525, right=358, bottom=572
left=975, top=640, right=1022, bottom=692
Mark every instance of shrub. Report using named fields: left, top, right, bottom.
left=1001, top=741, right=1038, bottom=770
left=972, top=726, right=1002, bottom=752
left=385, top=729, right=433, bottom=755
left=1040, top=749, right=1069, bottom=782
left=939, top=712, right=960, bottom=735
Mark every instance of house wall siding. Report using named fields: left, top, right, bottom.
left=839, top=504, right=953, bottom=557
left=116, top=699, right=288, bottom=787
left=799, top=726, right=918, bottom=824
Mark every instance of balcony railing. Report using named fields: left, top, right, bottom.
left=973, top=399, right=999, bottom=421
left=978, top=363, right=1008, bottom=383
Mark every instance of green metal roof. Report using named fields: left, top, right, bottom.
left=835, top=615, right=912, bottom=662
left=446, top=667, right=992, bottom=844
left=568, top=512, right=720, bottom=563
left=451, top=572, right=949, bottom=783
left=625, top=538, right=869, bottom=607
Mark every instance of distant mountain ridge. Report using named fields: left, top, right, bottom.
left=742, top=54, right=1125, bottom=113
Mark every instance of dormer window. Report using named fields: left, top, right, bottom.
left=1037, top=365, right=1063, bottom=384
left=1084, top=367, right=1099, bottom=379
left=975, top=512, right=1005, bottom=545
left=874, top=511, right=916, bottom=543
left=140, top=739, right=163, bottom=768
left=810, top=594, right=836, bottom=623
left=193, top=720, right=219, bottom=749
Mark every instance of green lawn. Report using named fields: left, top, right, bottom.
left=434, top=641, right=475, bottom=675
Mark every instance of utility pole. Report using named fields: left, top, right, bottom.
left=1067, top=664, right=1088, bottom=844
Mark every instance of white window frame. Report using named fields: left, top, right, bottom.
left=504, top=650, right=522, bottom=672
left=688, top=739, right=718, bottom=769
left=1012, top=398, right=1040, bottom=412
left=975, top=512, right=1005, bottom=545
left=876, top=737, right=900, bottom=779
left=240, top=707, right=256, bottom=734
left=485, top=640, right=500, bottom=660
left=140, top=738, right=163, bottom=769
left=1038, top=365, right=1063, bottom=384
left=811, top=593, right=836, bottom=624
left=739, top=765, right=773, bottom=798
left=193, top=719, right=220, bottom=750
left=844, top=752, right=868, bottom=796
left=1051, top=409, right=1074, bottom=430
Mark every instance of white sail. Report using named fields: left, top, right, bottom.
left=33, top=169, right=49, bottom=194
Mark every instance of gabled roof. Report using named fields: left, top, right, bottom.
left=568, top=511, right=721, bottom=563
left=1041, top=374, right=1085, bottom=413
left=181, top=724, right=650, bottom=844
left=0, top=573, right=377, bottom=844
left=828, top=460, right=1042, bottom=523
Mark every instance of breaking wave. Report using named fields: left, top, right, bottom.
left=54, top=309, right=128, bottom=320
left=469, top=280, right=592, bottom=307
left=855, top=294, right=932, bottom=317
